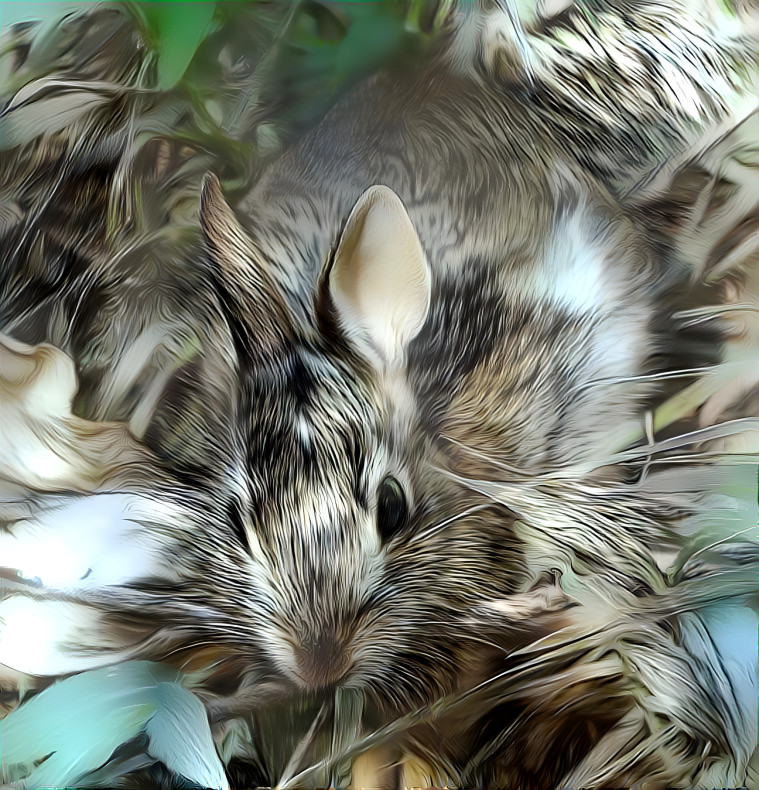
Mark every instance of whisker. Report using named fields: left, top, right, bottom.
left=436, top=436, right=578, bottom=482
left=438, top=434, right=533, bottom=478
left=598, top=418, right=759, bottom=464
left=457, top=632, right=510, bottom=654
left=441, top=418, right=757, bottom=489
left=674, top=303, right=759, bottom=327
left=160, top=639, right=234, bottom=664
left=410, top=503, right=493, bottom=543
left=570, top=366, right=720, bottom=395
left=677, top=527, right=758, bottom=570
left=637, top=452, right=759, bottom=466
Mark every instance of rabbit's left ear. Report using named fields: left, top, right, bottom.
left=200, top=173, right=293, bottom=363
left=326, top=185, right=431, bottom=369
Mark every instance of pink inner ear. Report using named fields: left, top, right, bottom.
left=328, top=185, right=431, bottom=367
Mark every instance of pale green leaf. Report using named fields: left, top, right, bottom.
left=0, top=661, right=226, bottom=789
left=146, top=679, right=227, bottom=790
left=1, top=662, right=163, bottom=786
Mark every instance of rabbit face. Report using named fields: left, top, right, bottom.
left=200, top=178, right=535, bottom=707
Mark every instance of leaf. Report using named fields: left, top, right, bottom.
left=329, top=687, right=363, bottom=788
left=0, top=661, right=228, bottom=789
left=333, top=7, right=404, bottom=83
left=0, top=662, right=162, bottom=786
left=140, top=3, right=217, bottom=91
left=146, top=679, right=228, bottom=790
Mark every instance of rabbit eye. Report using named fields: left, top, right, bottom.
left=376, top=476, right=408, bottom=543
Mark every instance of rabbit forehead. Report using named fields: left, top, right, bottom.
left=244, top=345, right=388, bottom=505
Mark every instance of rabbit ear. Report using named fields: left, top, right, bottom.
left=328, top=185, right=431, bottom=368
left=200, top=173, right=292, bottom=362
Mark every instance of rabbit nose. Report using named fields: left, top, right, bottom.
left=294, top=632, right=352, bottom=689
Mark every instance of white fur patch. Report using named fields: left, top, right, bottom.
left=523, top=205, right=651, bottom=390
left=525, top=209, right=610, bottom=315
left=0, top=493, right=185, bottom=589
left=0, top=598, right=110, bottom=676
left=295, top=413, right=311, bottom=448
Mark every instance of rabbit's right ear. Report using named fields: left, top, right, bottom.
left=200, top=174, right=292, bottom=362
left=326, top=185, right=431, bottom=370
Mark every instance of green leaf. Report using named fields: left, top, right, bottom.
left=0, top=661, right=227, bottom=789
left=333, top=7, right=404, bottom=82
left=1, top=662, right=161, bottom=786
left=140, top=3, right=217, bottom=91
left=146, top=679, right=228, bottom=789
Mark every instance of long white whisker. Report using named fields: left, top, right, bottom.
left=680, top=527, right=758, bottom=568
left=638, top=452, right=759, bottom=466
left=457, top=632, right=510, bottom=654
left=438, top=434, right=535, bottom=477
left=600, top=418, right=759, bottom=464
left=411, top=503, right=493, bottom=543
left=572, top=366, right=720, bottom=394
left=674, top=302, right=759, bottom=326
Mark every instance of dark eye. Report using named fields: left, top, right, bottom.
left=376, top=476, right=408, bottom=543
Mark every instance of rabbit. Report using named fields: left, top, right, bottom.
left=1, top=1, right=758, bottom=788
